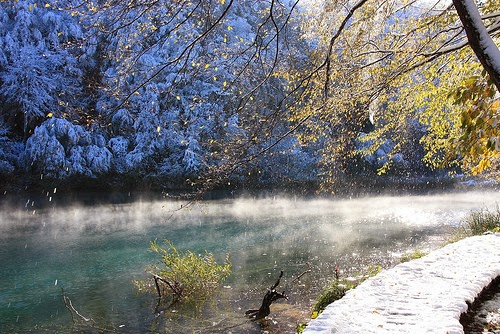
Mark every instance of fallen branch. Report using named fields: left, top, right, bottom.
left=61, top=288, right=95, bottom=326
left=61, top=288, right=117, bottom=333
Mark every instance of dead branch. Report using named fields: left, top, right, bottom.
left=245, top=270, right=288, bottom=320
left=61, top=288, right=96, bottom=326
left=152, top=273, right=183, bottom=301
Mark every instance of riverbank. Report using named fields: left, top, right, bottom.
left=0, top=171, right=470, bottom=203
left=304, top=233, right=500, bottom=333
left=2, top=174, right=495, bottom=212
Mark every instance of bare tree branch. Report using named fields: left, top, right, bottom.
left=113, top=0, right=235, bottom=111
left=323, top=0, right=370, bottom=99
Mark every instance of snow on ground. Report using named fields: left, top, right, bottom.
left=304, top=233, right=500, bottom=334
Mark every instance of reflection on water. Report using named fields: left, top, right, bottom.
left=0, top=191, right=499, bottom=333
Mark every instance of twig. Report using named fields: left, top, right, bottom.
left=290, top=268, right=311, bottom=285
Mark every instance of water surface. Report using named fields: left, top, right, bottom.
left=0, top=191, right=498, bottom=333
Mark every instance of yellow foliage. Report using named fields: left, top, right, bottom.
left=448, top=73, right=500, bottom=174
left=289, top=0, right=499, bottom=184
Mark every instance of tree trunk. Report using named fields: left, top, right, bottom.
left=452, top=0, right=500, bottom=92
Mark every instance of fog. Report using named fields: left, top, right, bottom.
left=1, top=190, right=499, bottom=237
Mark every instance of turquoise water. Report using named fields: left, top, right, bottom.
left=0, top=191, right=499, bottom=333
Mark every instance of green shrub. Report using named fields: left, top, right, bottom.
left=135, top=240, right=231, bottom=303
left=365, top=265, right=383, bottom=277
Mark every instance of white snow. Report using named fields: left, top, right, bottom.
left=304, top=233, right=500, bottom=334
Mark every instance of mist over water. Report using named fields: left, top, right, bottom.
left=0, top=190, right=499, bottom=333
left=2, top=190, right=496, bottom=234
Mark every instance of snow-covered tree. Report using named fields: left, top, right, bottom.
left=0, top=118, right=23, bottom=175
left=256, top=135, right=318, bottom=186
left=86, top=0, right=273, bottom=181
left=25, top=117, right=111, bottom=178
left=0, top=1, right=83, bottom=137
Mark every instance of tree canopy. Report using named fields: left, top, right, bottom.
left=0, top=0, right=498, bottom=193
left=289, top=0, right=500, bottom=187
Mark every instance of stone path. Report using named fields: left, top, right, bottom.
left=304, top=233, right=500, bottom=334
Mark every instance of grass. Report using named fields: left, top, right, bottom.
left=311, top=281, right=351, bottom=317
left=450, top=207, right=500, bottom=242
left=400, top=248, right=428, bottom=263
left=311, top=265, right=382, bottom=317
left=298, top=207, right=500, bottom=333
left=464, top=207, right=500, bottom=235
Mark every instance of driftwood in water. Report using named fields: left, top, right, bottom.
left=245, top=271, right=288, bottom=320
left=61, top=289, right=117, bottom=333
left=245, top=268, right=311, bottom=320
left=61, top=288, right=95, bottom=326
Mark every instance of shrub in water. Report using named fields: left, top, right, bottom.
left=135, top=240, right=231, bottom=303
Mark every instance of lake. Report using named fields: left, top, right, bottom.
left=0, top=190, right=499, bottom=333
